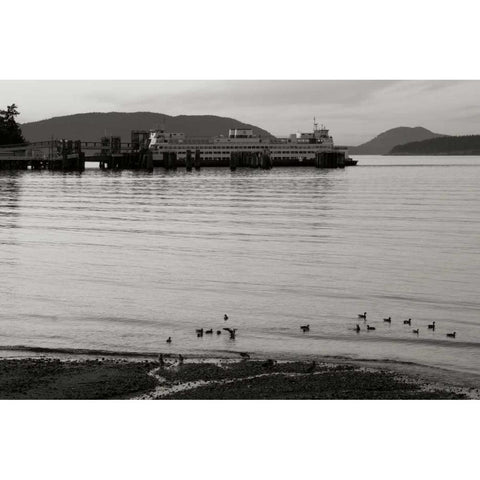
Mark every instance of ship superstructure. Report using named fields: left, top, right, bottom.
left=147, top=119, right=350, bottom=166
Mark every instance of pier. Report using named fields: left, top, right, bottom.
left=1, top=130, right=351, bottom=172
left=0, top=132, right=153, bottom=172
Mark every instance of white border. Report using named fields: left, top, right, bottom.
left=1, top=1, right=479, bottom=479
left=1, top=401, right=478, bottom=480
left=3, top=0, right=480, bottom=79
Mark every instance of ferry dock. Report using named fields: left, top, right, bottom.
left=0, top=124, right=357, bottom=172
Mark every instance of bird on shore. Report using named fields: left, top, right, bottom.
left=196, top=328, right=204, bottom=337
left=428, top=321, right=436, bottom=330
left=404, top=318, right=412, bottom=325
left=158, top=354, right=165, bottom=367
left=306, top=360, right=316, bottom=373
left=355, top=324, right=361, bottom=333
left=216, top=330, right=222, bottom=335
left=413, top=329, right=419, bottom=335
left=300, top=324, right=310, bottom=333
left=446, top=332, right=456, bottom=338
left=358, top=312, right=367, bottom=320
left=205, top=329, right=213, bottom=334
left=224, top=314, right=229, bottom=321
left=178, top=354, right=184, bottom=365
left=263, top=359, right=276, bottom=368
left=166, top=337, right=172, bottom=344
left=239, top=352, right=250, bottom=359
left=223, top=327, right=237, bottom=339
left=383, top=317, right=392, bottom=323
left=366, top=325, right=376, bottom=331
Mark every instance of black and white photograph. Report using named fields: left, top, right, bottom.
left=1, top=1, right=479, bottom=479
left=1, top=79, right=479, bottom=400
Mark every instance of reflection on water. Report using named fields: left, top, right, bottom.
left=0, top=172, right=21, bottom=228
left=0, top=157, right=479, bottom=376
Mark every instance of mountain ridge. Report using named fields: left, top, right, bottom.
left=20, top=112, right=274, bottom=143
left=390, top=135, right=480, bottom=155
left=350, top=126, right=445, bottom=154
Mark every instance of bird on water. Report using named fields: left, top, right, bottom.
left=428, top=321, right=436, bottom=330
left=224, top=314, right=229, bottom=321
left=446, top=332, right=456, bottom=338
left=223, top=328, right=237, bottom=339
left=355, top=324, right=361, bottom=333
left=366, top=325, right=376, bottom=331
left=205, top=329, right=213, bottom=334
left=383, top=317, right=392, bottom=323
left=300, top=324, right=310, bottom=333
left=216, top=330, right=222, bottom=335
left=412, top=329, right=419, bottom=335
left=404, top=318, right=412, bottom=325
left=196, top=328, right=204, bottom=337
left=358, top=312, right=367, bottom=320
left=166, top=337, right=172, bottom=344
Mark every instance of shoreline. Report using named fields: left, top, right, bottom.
left=0, top=348, right=478, bottom=399
left=1, top=343, right=479, bottom=386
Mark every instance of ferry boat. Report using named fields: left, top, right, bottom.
left=147, top=119, right=357, bottom=167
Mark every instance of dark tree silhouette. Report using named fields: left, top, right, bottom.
left=0, top=104, right=26, bottom=145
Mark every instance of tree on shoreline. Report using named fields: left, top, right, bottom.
left=0, top=104, right=26, bottom=145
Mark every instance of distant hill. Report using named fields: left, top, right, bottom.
left=390, top=135, right=480, bottom=155
left=350, top=127, right=445, bottom=155
left=20, top=112, right=274, bottom=143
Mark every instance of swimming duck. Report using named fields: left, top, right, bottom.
left=216, top=330, right=222, bottom=335
left=300, top=324, right=310, bottom=332
left=205, top=329, right=213, bottom=334
left=166, top=337, right=172, bottom=344
left=355, top=324, right=361, bottom=333
left=383, top=317, right=392, bottom=323
left=428, top=321, right=436, bottom=330
left=224, top=314, right=229, bottom=321
left=412, top=329, right=419, bottom=335
left=366, top=325, right=376, bottom=331
left=446, top=332, right=456, bottom=338
left=223, top=327, right=237, bottom=339
left=358, top=312, right=367, bottom=320
left=404, top=318, right=412, bottom=325
left=196, top=328, right=204, bottom=337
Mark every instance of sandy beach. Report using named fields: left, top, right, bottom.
left=0, top=352, right=477, bottom=400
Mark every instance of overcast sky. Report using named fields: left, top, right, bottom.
left=1, top=80, right=479, bottom=145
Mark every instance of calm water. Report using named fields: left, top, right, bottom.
left=1, top=156, right=479, bottom=375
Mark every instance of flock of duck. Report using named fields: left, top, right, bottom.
left=165, top=314, right=237, bottom=345
left=163, top=312, right=457, bottom=346
left=354, top=312, right=457, bottom=338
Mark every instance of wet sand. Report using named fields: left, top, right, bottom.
left=0, top=354, right=476, bottom=399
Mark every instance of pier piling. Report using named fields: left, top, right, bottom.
left=194, top=149, right=201, bottom=170
left=261, top=150, right=272, bottom=169
left=315, top=151, right=345, bottom=169
left=229, top=152, right=238, bottom=171
left=185, top=149, right=193, bottom=171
